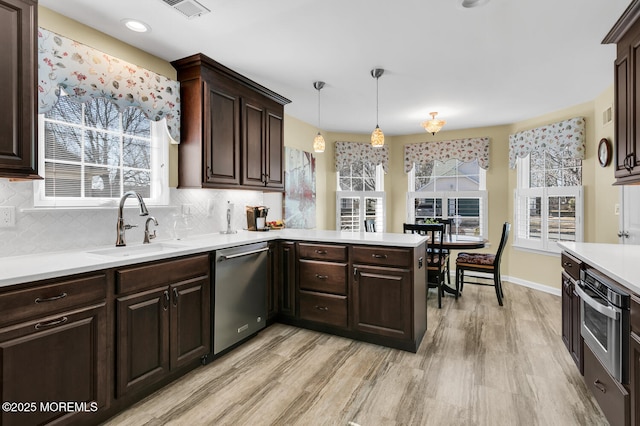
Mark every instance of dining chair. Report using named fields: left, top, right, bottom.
left=455, top=222, right=510, bottom=306
left=434, top=218, right=453, bottom=285
left=404, top=223, right=448, bottom=308
left=364, top=219, right=376, bottom=232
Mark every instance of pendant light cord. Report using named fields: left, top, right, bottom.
left=375, top=76, right=379, bottom=126
left=317, top=87, right=321, bottom=129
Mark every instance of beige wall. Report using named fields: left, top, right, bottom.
left=42, top=5, right=621, bottom=292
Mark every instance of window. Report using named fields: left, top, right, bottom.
left=336, top=162, right=385, bottom=232
left=35, top=95, right=168, bottom=207
left=514, top=150, right=583, bottom=253
left=407, top=159, right=487, bottom=237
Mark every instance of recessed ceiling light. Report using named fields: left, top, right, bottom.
left=460, top=0, right=490, bottom=8
left=121, top=19, right=151, bottom=33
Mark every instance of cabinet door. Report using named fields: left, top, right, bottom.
left=0, top=0, right=38, bottom=179
left=242, top=99, right=267, bottom=187
left=352, top=264, right=412, bottom=339
left=570, top=285, right=583, bottom=374
left=561, top=273, right=572, bottom=351
left=116, top=287, right=170, bottom=398
left=265, top=109, right=284, bottom=189
left=615, top=53, right=630, bottom=179
left=170, top=276, right=210, bottom=370
left=279, top=242, right=297, bottom=318
left=0, top=303, right=106, bottom=426
left=205, top=80, right=241, bottom=186
left=631, top=331, right=640, bottom=426
left=267, top=242, right=279, bottom=321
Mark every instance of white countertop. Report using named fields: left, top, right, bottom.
left=0, top=229, right=427, bottom=288
left=559, top=242, right=640, bottom=295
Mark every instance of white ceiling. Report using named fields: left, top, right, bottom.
left=40, top=0, right=631, bottom=136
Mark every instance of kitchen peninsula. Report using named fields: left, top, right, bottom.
left=0, top=229, right=427, bottom=425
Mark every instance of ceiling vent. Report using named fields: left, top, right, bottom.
left=161, top=0, right=210, bottom=19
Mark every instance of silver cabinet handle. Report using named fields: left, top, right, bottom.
left=35, top=316, right=68, bottom=330
left=35, top=292, right=67, bottom=304
left=315, top=274, right=328, bottom=280
left=314, top=305, right=329, bottom=311
left=593, top=379, right=607, bottom=393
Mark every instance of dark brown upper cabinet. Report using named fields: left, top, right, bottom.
left=604, top=0, right=640, bottom=184
left=172, top=53, right=290, bottom=191
left=0, top=0, right=39, bottom=179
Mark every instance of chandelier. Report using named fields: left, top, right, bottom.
left=421, top=112, right=446, bottom=135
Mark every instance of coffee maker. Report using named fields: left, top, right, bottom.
left=246, top=206, right=269, bottom=231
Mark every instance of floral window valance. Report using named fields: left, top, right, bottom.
left=508, top=117, right=585, bottom=169
left=335, top=141, right=389, bottom=173
left=37, top=27, right=181, bottom=143
left=403, top=137, right=490, bottom=173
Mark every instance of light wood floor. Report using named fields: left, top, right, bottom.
left=103, top=282, right=608, bottom=425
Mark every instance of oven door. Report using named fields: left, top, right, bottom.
left=575, top=283, right=622, bottom=382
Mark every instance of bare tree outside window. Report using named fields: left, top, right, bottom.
left=43, top=96, right=153, bottom=200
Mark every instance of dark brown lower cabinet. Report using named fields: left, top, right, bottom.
left=584, top=343, right=629, bottom=426
left=352, top=264, right=412, bottom=339
left=278, top=241, right=296, bottom=319
left=0, top=303, right=107, bottom=426
left=267, top=242, right=279, bottom=322
left=631, top=331, right=640, bottom=426
left=116, top=276, right=210, bottom=398
left=561, top=271, right=583, bottom=374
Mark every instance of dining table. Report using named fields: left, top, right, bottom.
left=436, top=234, right=487, bottom=295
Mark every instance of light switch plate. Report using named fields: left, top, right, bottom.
left=0, top=206, right=16, bottom=227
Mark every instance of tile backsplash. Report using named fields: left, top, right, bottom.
left=0, top=179, right=281, bottom=257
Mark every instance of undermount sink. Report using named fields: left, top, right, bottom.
left=87, top=242, right=187, bottom=258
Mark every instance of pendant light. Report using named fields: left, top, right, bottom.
left=313, top=81, right=326, bottom=153
left=370, top=68, right=385, bottom=147
left=421, top=112, right=446, bottom=135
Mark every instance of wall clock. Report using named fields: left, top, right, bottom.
left=598, top=138, right=611, bottom=168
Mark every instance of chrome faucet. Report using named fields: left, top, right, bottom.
left=116, top=191, right=149, bottom=246
left=143, top=217, right=158, bottom=244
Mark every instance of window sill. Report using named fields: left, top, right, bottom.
left=512, top=244, right=561, bottom=257
left=22, top=205, right=178, bottom=213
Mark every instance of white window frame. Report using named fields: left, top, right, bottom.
left=34, top=108, right=169, bottom=208
left=513, top=155, right=583, bottom=254
left=336, top=164, right=385, bottom=232
left=406, top=160, right=488, bottom=238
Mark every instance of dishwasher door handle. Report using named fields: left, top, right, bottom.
left=218, top=247, right=269, bottom=261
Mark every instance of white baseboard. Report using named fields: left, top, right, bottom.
left=447, top=271, right=561, bottom=297
left=503, top=275, right=561, bottom=297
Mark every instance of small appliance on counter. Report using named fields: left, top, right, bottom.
left=246, top=206, right=269, bottom=231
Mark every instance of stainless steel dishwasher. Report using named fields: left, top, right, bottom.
left=214, top=242, right=268, bottom=354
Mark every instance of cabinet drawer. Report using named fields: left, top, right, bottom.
left=117, top=254, right=210, bottom=294
left=352, top=246, right=412, bottom=267
left=299, top=291, right=347, bottom=328
left=299, top=260, right=348, bottom=295
left=583, top=344, right=629, bottom=426
left=631, top=294, right=640, bottom=334
left=298, top=243, right=347, bottom=262
left=0, top=273, right=106, bottom=327
left=561, top=252, right=582, bottom=281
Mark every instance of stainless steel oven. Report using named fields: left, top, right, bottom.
left=575, top=268, right=630, bottom=384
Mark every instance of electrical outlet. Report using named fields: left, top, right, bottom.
left=206, top=199, right=215, bottom=217
left=0, top=206, right=16, bottom=228
left=181, top=203, right=193, bottom=216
